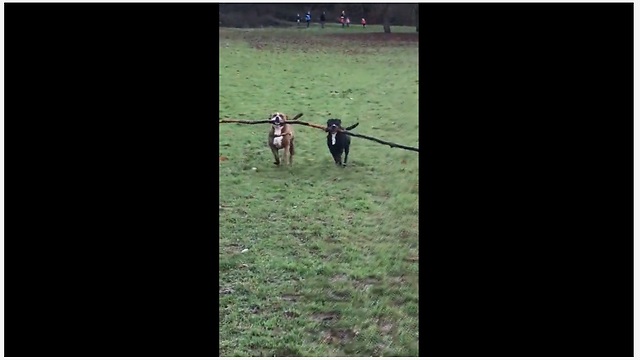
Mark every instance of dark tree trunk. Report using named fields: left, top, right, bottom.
left=415, top=5, right=419, bottom=32
left=381, top=4, right=391, bottom=33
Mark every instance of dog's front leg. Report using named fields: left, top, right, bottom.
left=333, top=154, right=343, bottom=166
left=270, top=146, right=280, bottom=165
left=343, top=147, right=349, bottom=167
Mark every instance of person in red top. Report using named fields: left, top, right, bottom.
left=361, top=17, right=366, bottom=28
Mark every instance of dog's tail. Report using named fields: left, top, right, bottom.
left=345, top=122, right=359, bottom=131
left=292, top=113, right=304, bottom=120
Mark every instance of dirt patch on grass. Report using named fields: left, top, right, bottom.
left=273, top=346, right=303, bottom=357
left=327, top=290, right=352, bottom=301
left=221, top=243, right=243, bottom=254
left=219, top=287, right=234, bottom=295
left=353, top=276, right=380, bottom=292
left=330, top=274, right=349, bottom=283
left=378, top=318, right=395, bottom=334
left=388, top=276, right=407, bottom=285
left=321, top=328, right=358, bottom=345
left=310, top=311, right=340, bottom=322
left=325, top=32, right=418, bottom=44
left=231, top=30, right=417, bottom=54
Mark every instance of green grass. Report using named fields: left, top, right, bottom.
left=219, top=26, right=419, bottom=357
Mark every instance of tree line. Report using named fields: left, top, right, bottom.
left=219, top=3, right=418, bottom=33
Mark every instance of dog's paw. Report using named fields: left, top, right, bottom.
left=342, top=163, right=347, bottom=167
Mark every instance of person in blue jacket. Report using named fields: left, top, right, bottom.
left=305, top=12, right=311, bottom=28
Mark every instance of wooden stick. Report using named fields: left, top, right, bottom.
left=219, top=116, right=420, bottom=153
left=342, top=130, right=419, bottom=152
left=285, top=121, right=420, bottom=153
left=218, top=113, right=304, bottom=125
left=218, top=119, right=272, bottom=124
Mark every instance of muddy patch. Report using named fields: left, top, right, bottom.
left=388, top=276, right=407, bottom=286
left=246, top=305, right=260, bottom=314
left=378, top=318, right=394, bottom=334
left=330, top=274, right=349, bottom=283
left=325, top=32, right=419, bottom=44
left=283, top=310, right=300, bottom=318
left=219, top=287, right=235, bottom=295
left=321, top=328, right=358, bottom=345
left=327, top=290, right=352, bottom=301
left=353, top=276, right=381, bottom=292
left=273, top=346, right=303, bottom=357
left=310, top=311, right=340, bottom=322
left=242, top=32, right=417, bottom=54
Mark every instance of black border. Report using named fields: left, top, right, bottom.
left=6, top=3, right=219, bottom=357
left=4, top=2, right=633, bottom=357
left=421, top=2, right=633, bottom=357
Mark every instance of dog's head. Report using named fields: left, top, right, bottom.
left=326, top=118, right=342, bottom=134
left=270, top=112, right=287, bottom=126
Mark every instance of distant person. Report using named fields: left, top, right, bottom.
left=361, top=17, right=366, bottom=28
left=320, top=11, right=326, bottom=28
left=305, top=12, right=311, bottom=28
left=296, top=13, right=301, bottom=27
left=340, top=10, right=346, bottom=28
left=346, top=17, right=351, bottom=27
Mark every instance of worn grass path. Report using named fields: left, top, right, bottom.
left=219, top=26, right=419, bottom=356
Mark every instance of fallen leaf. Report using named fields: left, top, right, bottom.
left=219, top=156, right=228, bottom=161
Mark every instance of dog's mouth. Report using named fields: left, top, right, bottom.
left=271, top=114, right=285, bottom=125
left=327, top=124, right=339, bottom=133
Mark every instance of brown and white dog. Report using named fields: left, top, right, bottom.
left=267, top=112, right=295, bottom=166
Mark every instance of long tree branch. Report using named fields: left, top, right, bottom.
left=219, top=116, right=420, bottom=153
left=284, top=121, right=419, bottom=152
left=343, top=130, right=419, bottom=152
left=218, top=112, right=304, bottom=125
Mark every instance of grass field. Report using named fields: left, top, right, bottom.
left=219, top=24, right=419, bottom=356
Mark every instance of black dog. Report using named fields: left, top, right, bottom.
left=325, top=119, right=359, bottom=167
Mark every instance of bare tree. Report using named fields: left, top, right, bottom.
left=367, top=4, right=391, bottom=33
left=381, top=4, right=391, bottom=33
